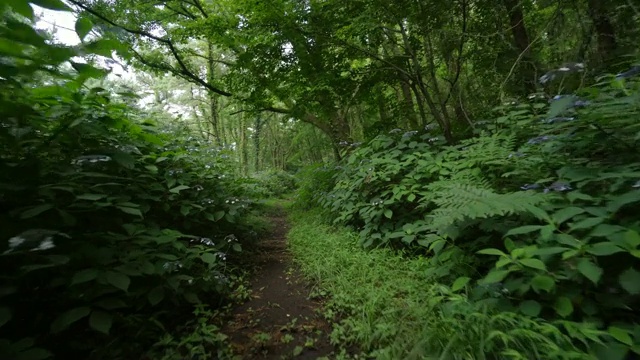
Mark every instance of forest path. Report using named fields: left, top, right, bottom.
left=221, top=202, right=334, bottom=360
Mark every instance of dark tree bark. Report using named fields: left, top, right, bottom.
left=502, top=0, right=538, bottom=95
left=587, top=0, right=617, bottom=63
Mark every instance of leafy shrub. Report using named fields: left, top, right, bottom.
left=288, top=211, right=590, bottom=360
left=247, top=169, right=297, bottom=198
left=0, top=6, right=255, bottom=359
left=293, top=164, right=338, bottom=210
left=313, top=67, right=640, bottom=357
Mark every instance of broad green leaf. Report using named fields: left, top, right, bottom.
left=504, top=225, right=543, bottom=237
left=562, top=249, right=580, bottom=260
left=519, top=300, right=541, bottom=317
left=0, top=307, right=11, bottom=328
left=570, top=217, right=605, bottom=231
left=75, top=17, right=93, bottom=41
left=624, top=230, right=640, bottom=248
left=105, top=271, right=130, bottom=292
left=531, top=275, right=555, bottom=293
left=482, top=270, right=510, bottom=284
left=556, top=234, right=583, bottom=248
left=586, top=242, right=624, bottom=256
left=76, top=193, right=106, bottom=201
left=533, top=247, right=568, bottom=256
left=590, top=224, right=626, bottom=238
left=213, top=211, right=225, bottom=221
left=148, top=286, right=165, bottom=306
left=496, top=257, right=511, bottom=268
left=522, top=204, right=552, bottom=223
left=169, top=185, right=190, bottom=193
left=8, top=0, right=34, bottom=19
left=577, top=259, right=603, bottom=284
left=30, top=0, right=71, bottom=11
left=383, top=209, right=393, bottom=219
left=607, top=191, right=640, bottom=213
left=71, top=268, right=99, bottom=285
left=608, top=326, right=633, bottom=346
left=232, top=243, right=242, bottom=252
left=89, top=311, right=112, bottom=334
left=20, top=204, right=53, bottom=219
left=619, top=268, right=640, bottom=294
left=70, top=62, right=108, bottom=79
left=554, top=296, right=573, bottom=317
left=116, top=206, right=143, bottom=217
left=201, top=253, right=217, bottom=264
left=519, top=258, right=546, bottom=271
left=407, top=193, right=416, bottom=202
left=451, top=276, right=470, bottom=292
left=50, top=307, right=90, bottom=333
left=504, top=238, right=515, bottom=252
left=477, top=248, right=506, bottom=256
left=552, top=207, right=585, bottom=225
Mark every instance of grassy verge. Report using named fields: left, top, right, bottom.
left=286, top=209, right=591, bottom=360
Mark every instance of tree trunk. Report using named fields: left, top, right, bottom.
left=587, top=0, right=617, bottom=63
left=502, top=0, right=537, bottom=95
left=207, top=42, right=221, bottom=145
left=253, top=116, right=263, bottom=172
left=400, top=80, right=419, bottom=129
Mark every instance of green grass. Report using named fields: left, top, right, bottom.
left=286, top=209, right=592, bottom=360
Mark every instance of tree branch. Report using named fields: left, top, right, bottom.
left=69, top=0, right=233, bottom=96
left=189, top=0, right=209, bottom=18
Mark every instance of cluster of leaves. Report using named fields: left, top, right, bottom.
left=0, top=3, right=256, bottom=359
left=292, top=164, right=338, bottom=211
left=316, top=68, right=640, bottom=358
left=244, top=169, right=297, bottom=198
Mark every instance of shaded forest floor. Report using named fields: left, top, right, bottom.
left=221, top=202, right=335, bottom=360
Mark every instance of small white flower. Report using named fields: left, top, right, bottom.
left=8, top=236, right=26, bottom=249
left=32, top=237, right=55, bottom=251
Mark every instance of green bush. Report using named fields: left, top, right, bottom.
left=0, top=9, right=254, bottom=359
left=288, top=211, right=589, bottom=360
left=311, top=69, right=640, bottom=357
left=247, top=169, right=297, bottom=198
left=293, top=163, right=338, bottom=210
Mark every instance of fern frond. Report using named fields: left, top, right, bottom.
left=426, top=181, right=547, bottom=236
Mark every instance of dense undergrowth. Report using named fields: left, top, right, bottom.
left=0, top=8, right=267, bottom=360
left=294, top=68, right=640, bottom=359
left=288, top=210, right=586, bottom=359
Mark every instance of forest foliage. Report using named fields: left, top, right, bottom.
left=302, top=70, right=640, bottom=358
left=2, top=0, right=640, bottom=359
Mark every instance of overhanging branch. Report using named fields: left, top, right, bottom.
left=69, top=0, right=232, bottom=96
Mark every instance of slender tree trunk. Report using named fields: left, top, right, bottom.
left=587, top=0, right=617, bottom=63
left=502, top=0, right=537, bottom=95
left=253, top=116, right=263, bottom=172
left=400, top=80, right=419, bottom=129
left=240, top=115, right=249, bottom=175
left=207, top=42, right=221, bottom=145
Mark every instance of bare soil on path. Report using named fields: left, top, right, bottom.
left=221, top=205, right=335, bottom=360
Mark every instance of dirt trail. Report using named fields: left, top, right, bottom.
left=222, top=205, right=334, bottom=359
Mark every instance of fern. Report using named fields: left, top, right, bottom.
left=426, top=181, right=548, bottom=237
